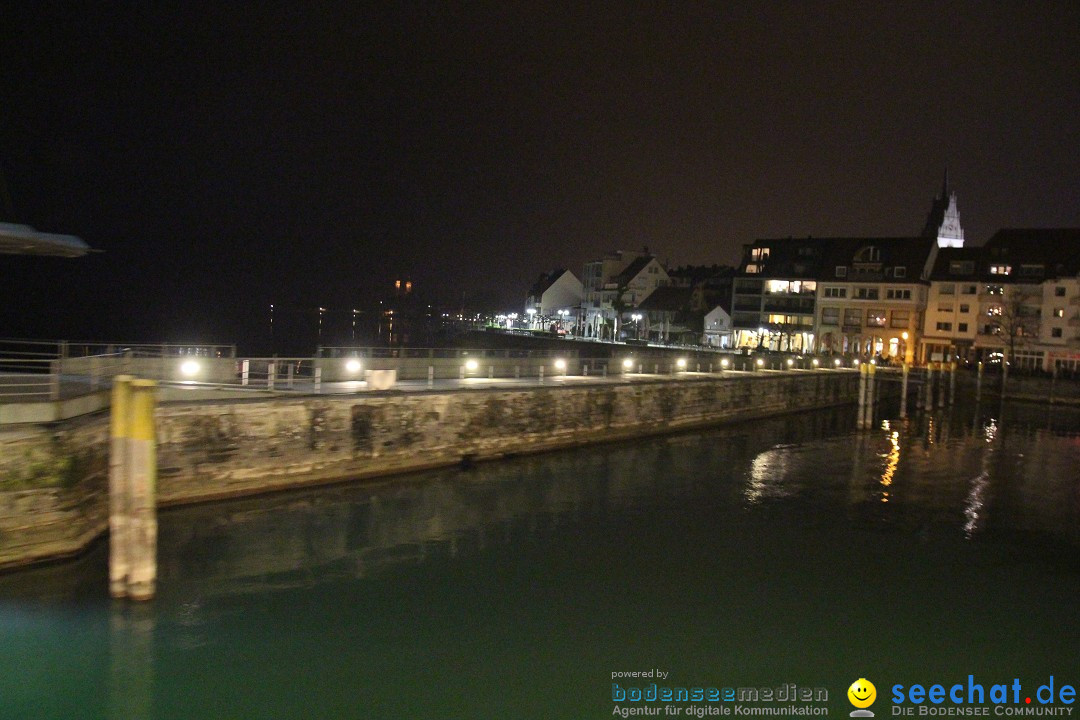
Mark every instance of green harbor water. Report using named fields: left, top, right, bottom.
left=1, top=399, right=1078, bottom=719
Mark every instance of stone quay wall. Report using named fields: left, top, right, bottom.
left=0, top=371, right=869, bottom=570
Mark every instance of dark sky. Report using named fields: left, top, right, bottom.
left=1, top=1, right=1078, bottom=345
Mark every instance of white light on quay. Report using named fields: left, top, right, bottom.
left=345, top=359, right=362, bottom=373
left=180, top=359, right=200, bottom=377
left=465, top=359, right=479, bottom=372
left=622, top=358, right=634, bottom=370
left=676, top=358, right=687, bottom=369
left=554, top=359, right=567, bottom=371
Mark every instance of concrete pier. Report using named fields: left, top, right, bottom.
left=1, top=370, right=890, bottom=571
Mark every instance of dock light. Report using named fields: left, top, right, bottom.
left=901, top=331, right=909, bottom=340
left=554, top=358, right=567, bottom=371
left=465, top=359, right=479, bottom=372
left=622, top=358, right=634, bottom=370
left=345, top=359, right=362, bottom=373
left=812, top=358, right=819, bottom=367
left=834, top=358, right=842, bottom=367
left=869, top=358, right=876, bottom=366
left=853, top=359, right=860, bottom=367
left=756, top=358, right=764, bottom=367
left=179, top=359, right=200, bottom=377
left=786, top=358, right=794, bottom=367
left=720, top=358, right=730, bottom=369
left=676, top=358, right=687, bottom=369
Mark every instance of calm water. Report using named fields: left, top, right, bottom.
left=1, top=400, right=1078, bottom=719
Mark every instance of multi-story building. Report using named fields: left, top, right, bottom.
left=732, top=236, right=936, bottom=359
left=922, top=229, right=1080, bottom=370
left=581, top=249, right=668, bottom=340
left=524, top=268, right=584, bottom=332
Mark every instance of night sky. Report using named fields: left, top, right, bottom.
left=1, top=2, right=1078, bottom=348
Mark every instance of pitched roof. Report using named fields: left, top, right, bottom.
left=527, top=269, right=569, bottom=299
left=636, top=286, right=693, bottom=312
left=613, top=255, right=655, bottom=285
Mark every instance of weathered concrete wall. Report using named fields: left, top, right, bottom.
left=0, top=372, right=866, bottom=570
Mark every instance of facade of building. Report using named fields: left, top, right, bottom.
left=581, top=250, right=668, bottom=340
left=733, top=236, right=937, bottom=359
left=524, top=269, right=584, bottom=332
left=921, top=229, right=1080, bottom=370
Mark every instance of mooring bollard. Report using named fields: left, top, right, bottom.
left=857, top=363, right=868, bottom=428
left=976, top=361, right=984, bottom=401
left=267, top=363, right=276, bottom=391
left=314, top=367, right=322, bottom=394
left=900, top=363, right=909, bottom=419
left=126, top=380, right=158, bottom=601
left=948, top=361, right=957, bottom=406
left=488, top=365, right=494, bottom=379
left=241, top=359, right=250, bottom=386
left=937, top=362, right=947, bottom=408
left=109, top=376, right=134, bottom=598
left=428, top=366, right=434, bottom=387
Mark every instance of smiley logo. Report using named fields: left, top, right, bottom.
left=848, top=678, right=876, bottom=710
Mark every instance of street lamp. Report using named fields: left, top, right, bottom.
left=526, top=307, right=537, bottom=329
left=631, top=313, right=643, bottom=340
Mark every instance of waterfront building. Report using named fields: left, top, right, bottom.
left=580, top=249, right=668, bottom=340
left=922, top=228, right=1080, bottom=370
left=524, top=268, right=584, bottom=332
left=732, top=235, right=936, bottom=358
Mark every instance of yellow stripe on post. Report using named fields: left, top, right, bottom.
left=129, top=380, right=157, bottom=442
left=110, top=375, right=134, bottom=440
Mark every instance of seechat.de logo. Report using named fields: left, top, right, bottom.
left=849, top=678, right=877, bottom=717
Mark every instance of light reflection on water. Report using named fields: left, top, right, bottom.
left=0, top=400, right=1078, bottom=719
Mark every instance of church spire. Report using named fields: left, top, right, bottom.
left=922, top=167, right=964, bottom=248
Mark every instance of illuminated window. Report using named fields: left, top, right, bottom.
left=1053, top=308, right=1065, bottom=318
left=750, top=247, right=770, bottom=261
left=867, top=311, right=886, bottom=328
left=766, top=280, right=791, bottom=294
left=745, top=264, right=760, bottom=274
left=989, top=264, right=1012, bottom=275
